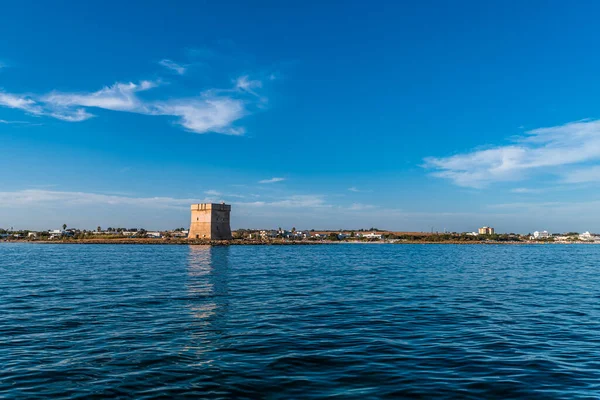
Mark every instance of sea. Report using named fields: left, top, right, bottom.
left=1, top=243, right=599, bottom=399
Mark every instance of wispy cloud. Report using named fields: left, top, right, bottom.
left=0, top=91, right=92, bottom=121
left=348, top=187, right=372, bottom=193
left=346, top=203, right=376, bottom=211
left=0, top=92, right=38, bottom=112
left=561, top=165, right=600, bottom=184
left=0, top=189, right=195, bottom=209
left=510, top=187, right=542, bottom=194
left=259, top=177, right=285, bottom=184
left=0, top=53, right=270, bottom=135
left=424, top=119, right=600, bottom=188
left=0, top=76, right=262, bottom=135
left=0, top=119, right=32, bottom=124
left=235, top=75, right=262, bottom=96
left=44, top=80, right=158, bottom=112
left=159, top=59, right=187, bottom=75
left=0, top=189, right=331, bottom=213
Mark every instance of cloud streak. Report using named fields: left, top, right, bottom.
left=0, top=91, right=92, bottom=122
left=0, top=190, right=332, bottom=212
left=424, top=119, right=600, bottom=188
left=259, top=177, right=285, bottom=184
left=159, top=59, right=187, bottom=75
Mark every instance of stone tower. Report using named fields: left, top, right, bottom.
left=188, top=203, right=232, bottom=240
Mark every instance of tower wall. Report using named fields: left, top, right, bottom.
left=188, top=203, right=232, bottom=240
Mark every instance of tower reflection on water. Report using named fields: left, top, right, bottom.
left=184, top=245, right=230, bottom=359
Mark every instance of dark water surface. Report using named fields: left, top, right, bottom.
left=1, top=243, right=600, bottom=399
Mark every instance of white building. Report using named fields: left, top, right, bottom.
left=533, top=230, right=550, bottom=239
left=579, top=231, right=598, bottom=241
left=360, top=232, right=383, bottom=239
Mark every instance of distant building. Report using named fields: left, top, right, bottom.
left=360, top=232, right=383, bottom=239
left=188, top=203, right=232, bottom=240
left=579, top=231, right=598, bottom=241
left=533, top=230, right=550, bottom=239
left=478, top=226, right=495, bottom=235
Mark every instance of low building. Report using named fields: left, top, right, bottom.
left=360, top=232, right=383, bottom=239
left=533, top=230, right=550, bottom=239
left=48, top=229, right=68, bottom=239
left=579, top=231, right=598, bottom=241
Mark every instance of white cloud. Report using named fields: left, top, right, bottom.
left=159, top=59, right=187, bottom=75
left=0, top=91, right=92, bottom=121
left=562, top=166, right=600, bottom=184
left=424, top=119, right=600, bottom=188
left=43, top=81, right=157, bottom=112
left=347, top=203, right=376, bottom=211
left=154, top=96, right=246, bottom=135
left=270, top=195, right=328, bottom=208
left=0, top=75, right=262, bottom=135
left=511, top=187, right=542, bottom=194
left=235, top=75, right=262, bottom=96
left=0, top=49, right=269, bottom=135
left=0, top=92, right=39, bottom=112
left=0, top=189, right=195, bottom=209
left=0, top=189, right=330, bottom=214
left=259, top=177, right=285, bottom=184
left=348, top=187, right=372, bottom=193
left=0, top=119, right=30, bottom=124
left=49, top=108, right=94, bottom=122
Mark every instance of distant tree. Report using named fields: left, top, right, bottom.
left=97, top=226, right=101, bottom=232
left=62, top=224, right=67, bottom=230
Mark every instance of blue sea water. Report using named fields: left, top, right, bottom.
left=1, top=243, right=600, bottom=399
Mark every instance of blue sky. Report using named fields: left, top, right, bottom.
left=2, top=0, right=600, bottom=232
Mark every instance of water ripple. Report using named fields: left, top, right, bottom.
left=1, top=243, right=600, bottom=398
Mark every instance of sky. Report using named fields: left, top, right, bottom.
left=2, top=0, right=600, bottom=233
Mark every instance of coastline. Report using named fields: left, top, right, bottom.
left=2, top=238, right=595, bottom=245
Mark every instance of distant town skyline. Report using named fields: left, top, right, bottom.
left=3, top=1, right=600, bottom=232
